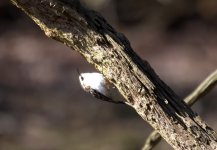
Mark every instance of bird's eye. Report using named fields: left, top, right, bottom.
left=81, top=76, right=84, bottom=81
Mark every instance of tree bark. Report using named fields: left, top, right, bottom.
left=143, top=69, right=217, bottom=150
left=11, top=0, right=217, bottom=149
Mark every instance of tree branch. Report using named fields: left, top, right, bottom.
left=185, top=69, right=217, bottom=106
left=142, top=69, right=217, bottom=150
left=11, top=0, right=217, bottom=149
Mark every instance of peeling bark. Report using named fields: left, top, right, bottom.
left=11, top=0, right=217, bottom=149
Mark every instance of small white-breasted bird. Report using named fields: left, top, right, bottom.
left=79, top=72, right=125, bottom=104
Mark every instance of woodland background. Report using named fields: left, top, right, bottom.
left=0, top=0, right=217, bottom=149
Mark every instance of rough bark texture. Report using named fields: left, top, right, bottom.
left=11, top=0, right=217, bottom=149
left=143, top=69, right=217, bottom=150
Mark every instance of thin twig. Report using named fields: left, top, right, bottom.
left=184, top=69, right=217, bottom=106
left=142, top=69, right=217, bottom=150
left=142, top=130, right=161, bottom=150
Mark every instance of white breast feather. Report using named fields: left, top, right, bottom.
left=79, top=73, right=106, bottom=94
left=79, top=72, right=125, bottom=103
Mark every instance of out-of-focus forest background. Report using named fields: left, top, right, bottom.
left=0, top=0, right=217, bottom=149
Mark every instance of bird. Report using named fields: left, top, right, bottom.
left=78, top=72, right=126, bottom=104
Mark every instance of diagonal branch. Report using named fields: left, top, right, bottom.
left=185, top=69, right=217, bottom=106
left=11, top=0, right=217, bottom=149
left=142, top=69, right=217, bottom=150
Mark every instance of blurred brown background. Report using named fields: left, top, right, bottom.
left=0, top=0, right=217, bottom=149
